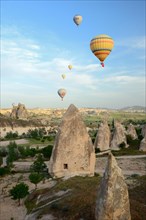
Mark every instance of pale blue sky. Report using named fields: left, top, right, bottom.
left=1, top=0, right=146, bottom=109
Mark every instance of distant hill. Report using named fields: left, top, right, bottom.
left=119, top=106, right=146, bottom=112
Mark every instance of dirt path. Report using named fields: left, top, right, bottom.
left=0, top=139, right=29, bottom=147
left=96, top=155, right=146, bottom=176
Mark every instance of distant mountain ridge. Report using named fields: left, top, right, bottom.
left=119, top=106, right=146, bottom=112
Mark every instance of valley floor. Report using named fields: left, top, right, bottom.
left=0, top=156, right=146, bottom=220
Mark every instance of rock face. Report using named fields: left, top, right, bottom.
left=94, top=121, right=111, bottom=151
left=95, top=153, right=131, bottom=220
left=139, top=137, right=146, bottom=152
left=49, top=104, right=95, bottom=178
left=141, top=124, right=146, bottom=138
left=127, top=123, right=138, bottom=140
left=10, top=103, right=28, bottom=119
left=110, top=121, right=128, bottom=150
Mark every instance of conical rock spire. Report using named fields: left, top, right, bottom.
left=95, top=153, right=131, bottom=220
left=49, top=104, right=95, bottom=178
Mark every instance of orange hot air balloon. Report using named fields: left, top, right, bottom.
left=57, top=88, right=67, bottom=101
left=90, top=34, right=114, bottom=67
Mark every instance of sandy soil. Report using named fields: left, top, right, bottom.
left=0, top=156, right=146, bottom=220
left=0, top=174, right=56, bottom=220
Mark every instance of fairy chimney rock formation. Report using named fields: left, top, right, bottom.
left=141, top=124, right=146, bottom=138
left=127, top=124, right=138, bottom=140
left=94, top=121, right=111, bottom=151
left=49, top=104, right=95, bottom=178
left=110, top=121, right=128, bottom=150
left=139, top=137, right=146, bottom=152
left=95, top=153, right=131, bottom=220
left=10, top=103, right=28, bottom=119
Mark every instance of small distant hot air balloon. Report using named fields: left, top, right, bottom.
left=73, top=15, right=82, bottom=26
left=61, top=74, right=66, bottom=79
left=68, top=65, right=72, bottom=70
left=57, top=88, right=67, bottom=101
left=90, top=34, right=114, bottom=67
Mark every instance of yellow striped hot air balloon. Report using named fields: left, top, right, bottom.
left=90, top=34, right=114, bottom=67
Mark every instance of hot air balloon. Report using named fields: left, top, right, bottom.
left=68, top=65, right=72, bottom=70
left=57, top=88, right=67, bottom=101
left=90, top=34, right=114, bottom=67
left=61, top=74, right=66, bottom=79
left=73, top=15, right=82, bottom=26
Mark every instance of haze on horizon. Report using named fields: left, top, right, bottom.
left=1, top=1, right=145, bottom=109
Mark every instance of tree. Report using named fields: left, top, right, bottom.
left=18, top=146, right=36, bottom=158
left=5, top=131, right=18, bottom=139
left=41, top=145, right=53, bottom=159
left=29, top=172, right=43, bottom=189
left=0, top=167, right=10, bottom=176
left=7, top=142, right=19, bottom=167
left=112, top=118, right=115, bottom=129
left=30, top=154, right=47, bottom=174
left=9, top=182, right=29, bottom=206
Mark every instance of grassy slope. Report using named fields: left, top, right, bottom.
left=25, top=175, right=146, bottom=220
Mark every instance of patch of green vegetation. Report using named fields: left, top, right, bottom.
left=0, top=167, right=10, bottom=176
left=25, top=175, right=101, bottom=219
left=83, top=111, right=146, bottom=128
left=25, top=173, right=146, bottom=220
left=27, top=137, right=54, bottom=145
left=128, top=175, right=146, bottom=220
left=111, top=148, right=146, bottom=156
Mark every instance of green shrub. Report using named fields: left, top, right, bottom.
left=0, top=156, right=3, bottom=166
left=0, top=148, right=7, bottom=157
left=10, top=182, right=29, bottom=206
left=0, top=167, right=10, bottom=176
left=5, top=131, right=18, bottom=139
left=29, top=172, right=43, bottom=189
left=119, top=142, right=126, bottom=149
left=7, top=142, right=19, bottom=166
left=135, top=127, right=143, bottom=140
left=47, top=136, right=55, bottom=141
left=41, top=145, right=53, bottom=159
left=30, top=154, right=47, bottom=174
left=126, top=135, right=140, bottom=150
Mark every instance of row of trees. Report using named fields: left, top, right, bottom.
left=2, top=128, right=56, bottom=141
left=0, top=142, right=53, bottom=168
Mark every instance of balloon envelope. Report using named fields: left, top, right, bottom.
left=61, top=74, right=66, bottom=79
left=57, top=88, right=67, bottom=101
left=68, top=65, right=72, bottom=70
left=73, top=15, right=82, bottom=26
left=90, top=34, right=114, bottom=63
